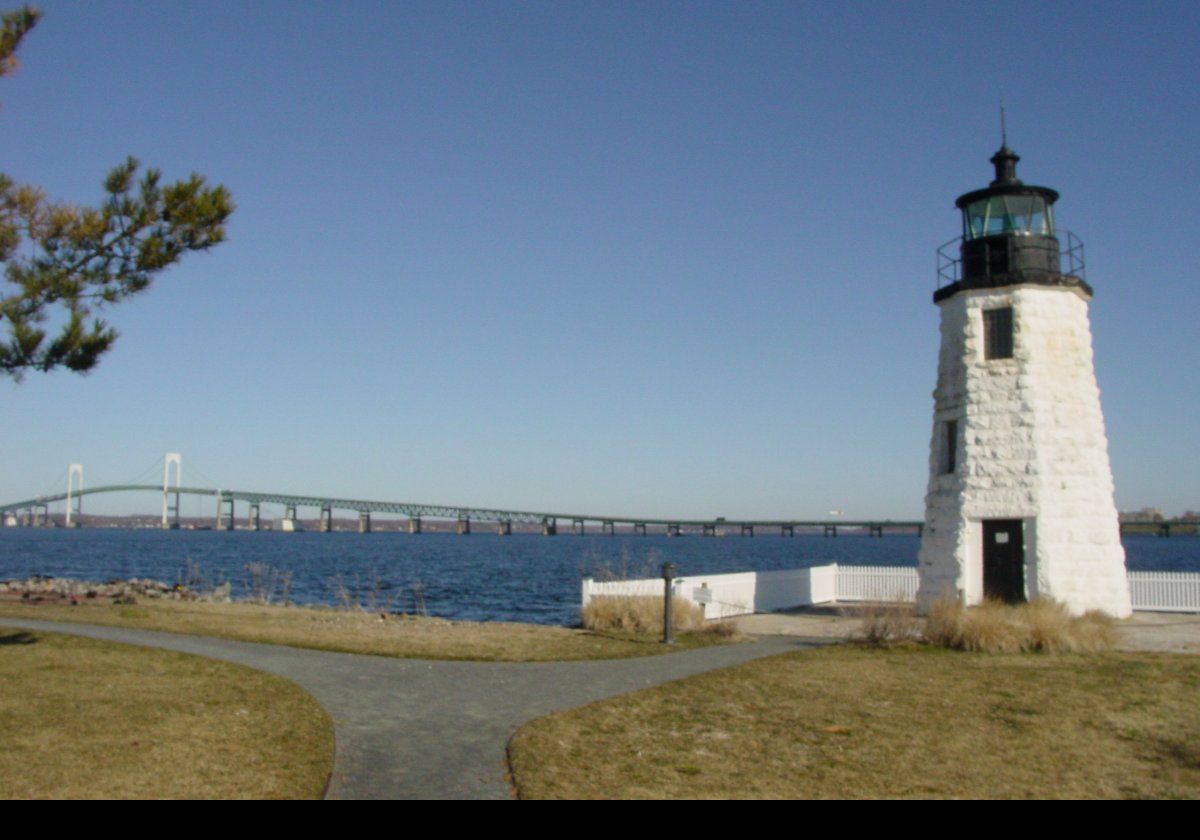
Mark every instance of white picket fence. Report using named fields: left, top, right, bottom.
left=581, top=564, right=1200, bottom=619
left=1127, top=571, right=1200, bottom=613
left=835, top=565, right=919, bottom=603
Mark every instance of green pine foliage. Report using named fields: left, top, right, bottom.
left=0, top=6, right=234, bottom=379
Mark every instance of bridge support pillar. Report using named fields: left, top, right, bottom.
left=319, top=506, right=333, bottom=533
left=65, top=463, right=83, bottom=528
left=248, top=503, right=261, bottom=532
left=634, top=522, right=646, bottom=536
left=741, top=524, right=754, bottom=537
left=781, top=524, right=794, bottom=537
left=541, top=517, right=557, bottom=536
left=572, top=518, right=585, bottom=536
left=281, top=505, right=299, bottom=532
left=497, top=520, right=512, bottom=536
left=824, top=524, right=838, bottom=537
left=35, top=504, right=48, bottom=527
left=702, top=523, right=715, bottom=537
left=1157, top=523, right=1171, bottom=538
left=869, top=524, right=883, bottom=537
left=162, top=452, right=182, bottom=530
left=358, top=512, right=371, bottom=534
left=601, top=521, right=615, bottom=536
left=667, top=523, right=682, bottom=537
left=408, top=516, right=422, bottom=534
left=217, top=497, right=234, bottom=531
left=457, top=516, right=471, bottom=535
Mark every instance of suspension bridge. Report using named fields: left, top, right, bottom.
left=0, top=452, right=904, bottom=537
left=5, top=456, right=1178, bottom=537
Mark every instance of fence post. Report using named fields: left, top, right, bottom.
left=662, top=562, right=676, bottom=645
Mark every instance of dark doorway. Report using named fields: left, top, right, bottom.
left=983, top=519, right=1025, bottom=604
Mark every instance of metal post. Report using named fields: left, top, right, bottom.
left=662, top=562, right=676, bottom=645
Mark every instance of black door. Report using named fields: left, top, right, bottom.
left=983, top=519, right=1025, bottom=604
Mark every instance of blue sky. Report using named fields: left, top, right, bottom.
left=1, top=1, right=1197, bottom=519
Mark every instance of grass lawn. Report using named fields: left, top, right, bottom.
left=508, top=644, right=1200, bottom=799
left=0, top=598, right=737, bottom=661
left=0, top=628, right=333, bottom=799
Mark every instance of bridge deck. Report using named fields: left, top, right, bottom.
left=1, top=484, right=922, bottom=530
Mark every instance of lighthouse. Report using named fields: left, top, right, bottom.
left=915, top=143, right=1131, bottom=617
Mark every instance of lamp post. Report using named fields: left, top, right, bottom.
left=662, top=562, right=676, bottom=645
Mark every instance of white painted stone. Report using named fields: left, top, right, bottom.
left=916, top=284, right=1132, bottom=617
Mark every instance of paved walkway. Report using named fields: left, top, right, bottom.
left=0, top=617, right=822, bottom=799
left=732, top=606, right=1200, bottom=654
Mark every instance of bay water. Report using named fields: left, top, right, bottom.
left=0, top=529, right=1195, bottom=625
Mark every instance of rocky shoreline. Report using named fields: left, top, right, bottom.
left=0, top=575, right=216, bottom=605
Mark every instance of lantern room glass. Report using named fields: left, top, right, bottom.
left=964, top=195, right=1053, bottom=240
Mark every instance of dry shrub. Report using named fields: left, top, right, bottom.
left=850, top=601, right=922, bottom=645
left=694, top=618, right=742, bottom=640
left=922, top=595, right=965, bottom=648
left=924, top=596, right=1116, bottom=653
left=1025, top=600, right=1117, bottom=652
left=581, top=595, right=706, bottom=635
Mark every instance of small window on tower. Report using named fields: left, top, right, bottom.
left=983, top=307, right=1014, bottom=360
left=941, top=420, right=957, bottom=474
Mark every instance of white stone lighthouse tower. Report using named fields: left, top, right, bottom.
left=916, top=144, right=1131, bottom=617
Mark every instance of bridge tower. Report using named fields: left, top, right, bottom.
left=162, top=453, right=182, bottom=530
left=916, top=142, right=1130, bottom=617
left=65, top=463, right=83, bottom=528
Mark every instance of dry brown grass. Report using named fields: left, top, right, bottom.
left=848, top=601, right=923, bottom=645
left=0, top=628, right=332, bottom=799
left=509, top=644, right=1200, bottom=799
left=582, top=595, right=703, bottom=634
left=581, top=596, right=741, bottom=641
left=925, top=597, right=1117, bottom=653
left=0, top=597, right=740, bottom=662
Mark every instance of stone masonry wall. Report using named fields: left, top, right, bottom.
left=916, top=284, right=1131, bottom=617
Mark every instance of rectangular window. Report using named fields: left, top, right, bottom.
left=941, top=420, right=957, bottom=474
left=983, top=307, right=1014, bottom=360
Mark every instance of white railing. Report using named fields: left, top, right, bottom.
left=1127, top=571, right=1200, bottom=613
left=582, top=565, right=1200, bottom=618
left=835, top=565, right=919, bottom=603
left=582, top=564, right=894, bottom=620
left=582, top=577, right=666, bottom=600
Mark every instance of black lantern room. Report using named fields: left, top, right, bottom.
left=935, top=146, right=1089, bottom=302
